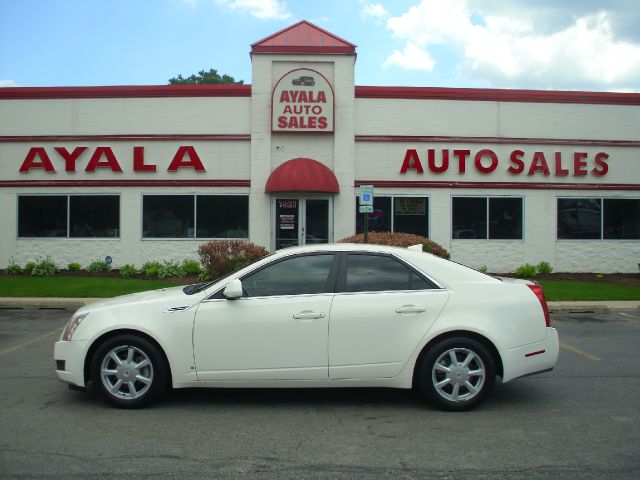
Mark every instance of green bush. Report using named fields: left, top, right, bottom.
left=24, top=261, right=36, bottom=273
left=181, top=259, right=202, bottom=275
left=198, top=240, right=269, bottom=280
left=67, top=262, right=81, bottom=271
left=536, top=261, right=553, bottom=275
left=338, top=232, right=450, bottom=260
left=31, top=257, right=58, bottom=276
left=515, top=263, right=537, bottom=278
left=477, top=265, right=488, bottom=274
left=142, top=261, right=162, bottom=278
left=87, top=260, right=111, bottom=273
left=158, top=260, right=186, bottom=278
left=119, top=264, right=139, bottom=279
left=6, top=259, right=22, bottom=275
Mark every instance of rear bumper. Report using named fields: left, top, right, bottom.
left=501, top=327, right=559, bottom=382
left=54, top=339, right=89, bottom=387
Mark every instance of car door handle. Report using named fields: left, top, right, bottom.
left=395, top=305, right=426, bottom=314
left=293, top=311, right=325, bottom=320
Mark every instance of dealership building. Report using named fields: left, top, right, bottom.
left=1, top=21, right=639, bottom=272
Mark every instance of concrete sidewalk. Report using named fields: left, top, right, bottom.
left=0, top=297, right=638, bottom=313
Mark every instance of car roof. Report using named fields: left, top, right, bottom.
left=275, top=243, right=410, bottom=255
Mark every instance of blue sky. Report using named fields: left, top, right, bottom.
left=1, top=0, right=639, bottom=91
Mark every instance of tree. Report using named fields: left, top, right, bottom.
left=168, top=68, right=243, bottom=85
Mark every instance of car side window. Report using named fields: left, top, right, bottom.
left=345, top=254, right=434, bottom=292
left=242, top=254, right=335, bottom=297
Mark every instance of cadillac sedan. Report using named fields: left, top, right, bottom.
left=54, top=244, right=559, bottom=411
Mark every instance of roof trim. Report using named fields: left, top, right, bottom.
left=0, top=84, right=252, bottom=100
left=355, top=86, right=640, bottom=106
left=251, top=20, right=356, bottom=54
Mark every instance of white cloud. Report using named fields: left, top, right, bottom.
left=384, top=0, right=640, bottom=90
left=0, top=80, right=18, bottom=87
left=215, top=0, right=291, bottom=20
left=361, top=2, right=389, bottom=22
left=383, top=42, right=435, bottom=71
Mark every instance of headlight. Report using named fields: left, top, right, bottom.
left=61, top=312, right=90, bottom=341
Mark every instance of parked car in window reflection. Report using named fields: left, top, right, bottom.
left=54, top=244, right=559, bottom=411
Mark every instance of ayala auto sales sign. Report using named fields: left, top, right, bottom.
left=272, top=68, right=334, bottom=133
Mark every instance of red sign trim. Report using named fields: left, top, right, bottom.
left=355, top=135, right=640, bottom=148
left=0, top=180, right=250, bottom=188
left=354, top=180, right=640, bottom=191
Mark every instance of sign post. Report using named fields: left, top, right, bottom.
left=359, top=185, right=374, bottom=243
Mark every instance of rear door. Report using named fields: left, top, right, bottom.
left=329, top=253, right=448, bottom=379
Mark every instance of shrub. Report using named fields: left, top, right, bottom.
left=158, top=260, right=186, bottom=278
left=31, top=256, right=58, bottom=276
left=142, top=261, right=162, bottom=278
left=87, top=259, right=111, bottom=273
left=536, top=261, right=553, bottom=275
left=338, top=232, right=450, bottom=260
left=198, top=240, right=269, bottom=280
left=477, top=265, right=488, bottom=274
left=181, top=259, right=202, bottom=276
left=119, top=264, right=138, bottom=279
left=24, top=261, right=36, bottom=273
left=67, top=262, right=81, bottom=271
left=515, top=263, right=537, bottom=278
left=6, top=259, right=22, bottom=275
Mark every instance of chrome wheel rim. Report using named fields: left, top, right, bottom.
left=100, top=345, right=153, bottom=400
left=432, top=347, right=485, bottom=402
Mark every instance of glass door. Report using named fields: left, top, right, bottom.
left=273, top=197, right=331, bottom=250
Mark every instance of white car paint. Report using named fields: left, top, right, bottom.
left=54, top=243, right=559, bottom=408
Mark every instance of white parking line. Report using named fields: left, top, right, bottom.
left=0, top=328, right=62, bottom=357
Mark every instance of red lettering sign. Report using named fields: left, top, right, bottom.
left=19, top=147, right=55, bottom=173
left=167, top=146, right=205, bottom=172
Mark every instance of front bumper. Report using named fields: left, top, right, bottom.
left=54, top=339, right=90, bottom=387
left=501, top=327, right=560, bottom=382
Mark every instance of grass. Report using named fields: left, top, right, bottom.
left=0, top=276, right=176, bottom=298
left=538, top=280, right=640, bottom=301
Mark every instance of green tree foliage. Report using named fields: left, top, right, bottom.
left=168, top=68, right=243, bottom=85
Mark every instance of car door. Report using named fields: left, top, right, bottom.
left=193, top=253, right=338, bottom=381
left=329, top=253, right=448, bottom=379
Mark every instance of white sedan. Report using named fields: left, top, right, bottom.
left=54, top=244, right=559, bottom=411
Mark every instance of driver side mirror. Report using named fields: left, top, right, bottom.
left=223, top=278, right=243, bottom=299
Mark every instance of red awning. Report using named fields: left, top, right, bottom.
left=265, top=158, right=339, bottom=193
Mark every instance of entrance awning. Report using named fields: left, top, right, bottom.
left=265, top=158, right=339, bottom=193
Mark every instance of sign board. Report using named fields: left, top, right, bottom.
left=272, top=68, right=334, bottom=133
left=359, top=205, right=374, bottom=213
left=359, top=185, right=374, bottom=206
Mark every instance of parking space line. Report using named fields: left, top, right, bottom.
left=0, top=328, right=62, bottom=358
left=620, top=312, right=638, bottom=319
left=560, top=341, right=602, bottom=362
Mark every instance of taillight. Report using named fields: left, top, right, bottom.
left=527, top=284, right=551, bottom=327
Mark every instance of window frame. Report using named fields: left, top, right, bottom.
left=17, top=193, right=121, bottom=239
left=355, top=194, right=430, bottom=237
left=557, top=196, right=640, bottom=241
left=141, top=193, right=250, bottom=240
left=451, top=195, right=524, bottom=241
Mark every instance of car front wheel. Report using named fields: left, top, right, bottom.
left=91, top=334, right=168, bottom=408
left=417, top=336, right=496, bottom=411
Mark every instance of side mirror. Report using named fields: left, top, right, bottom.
left=223, top=278, right=243, bottom=299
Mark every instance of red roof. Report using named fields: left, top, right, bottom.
left=251, top=20, right=356, bottom=54
left=265, top=158, right=339, bottom=193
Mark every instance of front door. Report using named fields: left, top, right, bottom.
left=274, top=197, right=331, bottom=250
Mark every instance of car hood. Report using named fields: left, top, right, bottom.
left=79, top=285, right=201, bottom=313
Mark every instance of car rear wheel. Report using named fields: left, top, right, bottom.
left=92, top=334, right=168, bottom=408
left=417, top=336, right=495, bottom=411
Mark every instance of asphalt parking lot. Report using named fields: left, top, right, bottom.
left=0, top=308, right=639, bottom=479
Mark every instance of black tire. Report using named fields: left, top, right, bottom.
left=91, top=334, right=168, bottom=408
left=416, top=336, right=496, bottom=411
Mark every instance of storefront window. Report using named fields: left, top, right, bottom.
left=143, top=195, right=194, bottom=238
left=197, top=195, right=249, bottom=238
left=453, top=197, right=523, bottom=240
left=18, top=195, right=120, bottom=238
left=558, top=198, right=640, bottom=240
left=70, top=196, right=119, bottom=238
left=355, top=196, right=428, bottom=236
left=18, top=196, right=67, bottom=238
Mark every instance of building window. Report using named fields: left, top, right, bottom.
left=356, top=196, right=429, bottom=237
left=143, top=195, right=249, bottom=239
left=558, top=198, right=640, bottom=240
left=452, top=197, right=523, bottom=240
left=18, top=195, right=119, bottom=238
